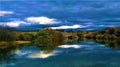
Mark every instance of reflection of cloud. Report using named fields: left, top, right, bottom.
left=0, top=11, right=13, bottom=16
left=29, top=51, right=57, bottom=59
left=29, top=45, right=81, bottom=59
left=58, top=45, right=81, bottom=49
left=51, top=24, right=85, bottom=29
left=26, top=16, right=59, bottom=24
left=16, top=50, right=33, bottom=56
left=15, top=44, right=82, bottom=59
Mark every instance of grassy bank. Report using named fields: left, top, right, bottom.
left=0, top=27, right=120, bottom=45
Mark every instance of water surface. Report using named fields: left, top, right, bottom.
left=0, top=41, right=120, bottom=67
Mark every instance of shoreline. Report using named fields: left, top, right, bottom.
left=0, top=27, right=120, bottom=43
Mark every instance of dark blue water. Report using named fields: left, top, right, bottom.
left=0, top=0, right=120, bottom=31
left=0, top=41, right=120, bottom=67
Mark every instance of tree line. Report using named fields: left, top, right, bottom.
left=0, top=27, right=120, bottom=43
left=77, top=27, right=120, bottom=40
left=0, top=28, right=65, bottom=46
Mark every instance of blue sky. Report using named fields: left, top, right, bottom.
left=0, top=0, right=120, bottom=31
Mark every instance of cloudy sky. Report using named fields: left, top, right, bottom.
left=0, top=0, right=120, bottom=31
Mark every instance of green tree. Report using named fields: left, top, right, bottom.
left=33, top=30, right=54, bottom=46
left=0, top=28, right=17, bottom=41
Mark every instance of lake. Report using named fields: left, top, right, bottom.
left=0, top=41, right=120, bottom=67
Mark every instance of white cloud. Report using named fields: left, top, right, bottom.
left=0, top=11, right=13, bottom=16
left=26, top=16, right=59, bottom=24
left=58, top=45, right=81, bottom=49
left=0, top=16, right=59, bottom=28
left=51, top=24, right=84, bottom=29
left=5, top=21, right=25, bottom=27
left=0, top=21, right=30, bottom=27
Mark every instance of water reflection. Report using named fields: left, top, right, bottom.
left=0, top=39, right=120, bottom=66
left=29, top=44, right=81, bottom=59
left=78, top=39, right=120, bottom=50
left=0, top=42, right=28, bottom=65
left=58, top=45, right=81, bottom=49
left=95, top=40, right=120, bottom=50
left=0, top=40, right=64, bottom=64
left=29, top=51, right=57, bottom=59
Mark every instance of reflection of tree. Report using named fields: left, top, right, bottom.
left=0, top=42, right=28, bottom=64
left=78, top=39, right=120, bottom=50
left=95, top=39, right=120, bottom=50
